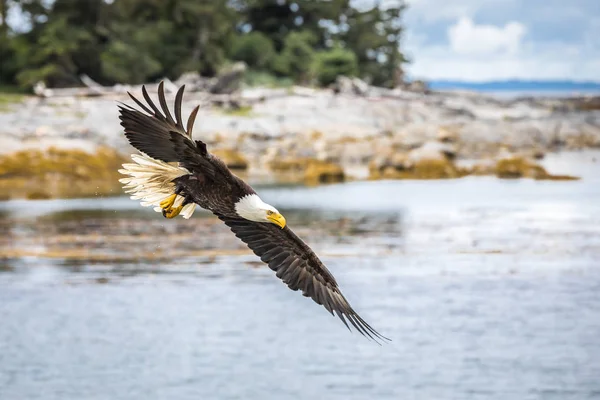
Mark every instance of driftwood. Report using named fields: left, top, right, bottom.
left=31, top=64, right=430, bottom=111
left=33, top=62, right=249, bottom=99
left=33, top=79, right=162, bottom=98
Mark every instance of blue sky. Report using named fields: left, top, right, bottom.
left=398, top=0, right=600, bottom=81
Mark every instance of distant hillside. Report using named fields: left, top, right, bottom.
left=428, top=80, right=600, bottom=92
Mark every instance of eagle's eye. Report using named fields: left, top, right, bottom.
left=266, top=210, right=274, bottom=216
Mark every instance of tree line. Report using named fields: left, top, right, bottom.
left=0, top=0, right=407, bottom=90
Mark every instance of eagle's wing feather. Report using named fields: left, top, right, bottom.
left=218, top=215, right=390, bottom=343
left=118, top=82, right=214, bottom=176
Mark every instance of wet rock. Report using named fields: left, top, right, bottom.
left=211, top=148, right=248, bottom=170
left=369, top=149, right=466, bottom=180
left=0, top=146, right=127, bottom=200
left=369, top=152, right=412, bottom=176
left=304, top=160, right=345, bottom=185
left=371, top=158, right=467, bottom=180
left=469, top=159, right=497, bottom=176
left=495, top=156, right=578, bottom=180
left=268, top=157, right=313, bottom=173
left=267, top=157, right=345, bottom=185
left=26, top=191, right=52, bottom=200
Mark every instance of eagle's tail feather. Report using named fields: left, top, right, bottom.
left=118, top=153, right=197, bottom=219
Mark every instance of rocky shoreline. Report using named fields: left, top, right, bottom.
left=1, top=85, right=599, bottom=199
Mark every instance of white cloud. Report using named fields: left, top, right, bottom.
left=448, top=17, right=526, bottom=55
left=406, top=42, right=600, bottom=81
left=401, top=0, right=600, bottom=81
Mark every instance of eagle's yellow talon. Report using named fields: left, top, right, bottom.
left=160, top=194, right=177, bottom=209
left=160, top=194, right=182, bottom=218
left=162, top=205, right=183, bottom=219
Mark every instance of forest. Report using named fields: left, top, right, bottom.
left=0, top=0, right=407, bottom=90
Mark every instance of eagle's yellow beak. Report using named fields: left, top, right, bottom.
left=267, top=212, right=286, bottom=229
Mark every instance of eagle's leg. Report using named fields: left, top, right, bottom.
left=160, top=181, right=193, bottom=219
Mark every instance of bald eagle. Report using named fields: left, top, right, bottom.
left=117, top=82, right=388, bottom=343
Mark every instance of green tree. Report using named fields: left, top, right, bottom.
left=237, top=0, right=351, bottom=51
left=273, top=30, right=315, bottom=83
left=168, top=0, right=236, bottom=76
left=0, top=0, right=408, bottom=89
left=341, top=4, right=407, bottom=87
left=230, top=31, right=275, bottom=69
left=314, top=46, right=358, bottom=86
left=16, top=16, right=95, bottom=87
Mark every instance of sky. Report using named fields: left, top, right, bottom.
left=399, top=0, right=600, bottom=82
left=6, top=0, right=600, bottom=83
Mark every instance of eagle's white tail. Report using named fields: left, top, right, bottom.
left=118, top=153, right=197, bottom=219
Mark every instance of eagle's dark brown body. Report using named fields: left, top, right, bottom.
left=174, top=156, right=256, bottom=218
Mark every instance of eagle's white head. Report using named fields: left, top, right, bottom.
left=235, top=194, right=286, bottom=228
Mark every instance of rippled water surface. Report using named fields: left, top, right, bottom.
left=1, top=169, right=600, bottom=399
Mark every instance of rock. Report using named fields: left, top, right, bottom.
left=469, top=159, right=496, bottom=176
left=210, top=62, right=247, bottom=94
left=0, top=146, right=127, bottom=200
left=437, top=126, right=460, bottom=143
left=335, top=76, right=354, bottom=95
left=268, top=158, right=312, bottom=172
left=351, top=77, right=370, bottom=96
left=571, top=96, right=600, bottom=111
left=369, top=147, right=466, bottom=180
left=174, top=71, right=221, bottom=92
left=405, top=80, right=429, bottom=93
left=35, top=126, right=57, bottom=137
left=407, top=140, right=456, bottom=163
left=266, top=157, right=345, bottom=185
left=370, top=158, right=467, bottom=180
left=334, top=76, right=370, bottom=96
left=530, top=148, right=546, bottom=160
left=2, top=79, right=595, bottom=190
left=369, top=152, right=412, bottom=176
left=304, top=160, right=345, bottom=185
left=211, top=148, right=248, bottom=170
left=494, top=156, right=578, bottom=180
left=26, top=191, right=51, bottom=200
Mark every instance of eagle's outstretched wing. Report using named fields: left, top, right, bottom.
left=218, top=215, right=390, bottom=343
left=118, top=82, right=215, bottom=176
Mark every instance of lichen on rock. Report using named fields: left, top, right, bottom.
left=495, top=156, right=578, bottom=180
left=268, top=157, right=345, bottom=185
left=304, top=160, right=345, bottom=185
left=211, top=148, right=249, bottom=170
left=0, top=146, right=128, bottom=200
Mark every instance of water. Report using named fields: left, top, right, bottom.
left=1, top=173, right=600, bottom=399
